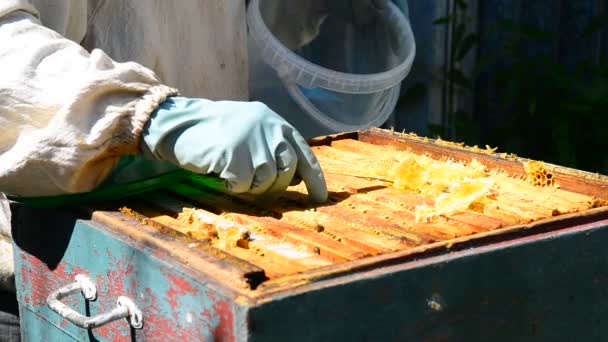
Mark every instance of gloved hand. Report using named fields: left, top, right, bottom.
left=142, top=97, right=328, bottom=203
left=328, top=0, right=389, bottom=27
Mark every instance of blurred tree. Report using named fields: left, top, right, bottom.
left=431, top=0, right=608, bottom=174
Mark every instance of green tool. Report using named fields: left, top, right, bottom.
left=7, top=169, right=226, bottom=208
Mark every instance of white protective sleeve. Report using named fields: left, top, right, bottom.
left=0, top=1, right=179, bottom=197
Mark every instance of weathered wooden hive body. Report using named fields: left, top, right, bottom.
left=13, top=128, right=608, bottom=341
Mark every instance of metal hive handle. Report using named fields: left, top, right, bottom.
left=46, top=274, right=143, bottom=330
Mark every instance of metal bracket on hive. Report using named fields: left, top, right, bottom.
left=46, top=274, right=144, bottom=330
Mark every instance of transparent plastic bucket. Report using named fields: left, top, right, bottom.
left=247, top=0, right=415, bottom=138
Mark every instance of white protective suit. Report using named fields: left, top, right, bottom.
left=0, top=0, right=249, bottom=291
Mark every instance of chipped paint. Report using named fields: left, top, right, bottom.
left=212, top=300, right=235, bottom=340
left=13, top=196, right=608, bottom=341
left=427, top=293, right=444, bottom=312
left=165, top=272, right=199, bottom=312
left=15, top=220, right=238, bottom=341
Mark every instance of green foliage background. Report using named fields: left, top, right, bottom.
left=420, top=0, right=608, bottom=174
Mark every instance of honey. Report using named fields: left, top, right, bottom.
left=177, top=208, right=250, bottom=248
left=524, top=161, right=558, bottom=188
left=415, top=178, right=493, bottom=222
left=373, top=153, right=495, bottom=221
left=131, top=132, right=608, bottom=280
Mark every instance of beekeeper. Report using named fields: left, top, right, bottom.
left=0, top=0, right=408, bottom=338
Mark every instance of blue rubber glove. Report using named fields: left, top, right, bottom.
left=142, top=97, right=328, bottom=203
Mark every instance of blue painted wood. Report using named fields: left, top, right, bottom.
left=559, top=1, right=600, bottom=68
left=21, top=308, right=79, bottom=342
left=391, top=0, right=448, bottom=135
left=476, top=0, right=517, bottom=133
left=247, top=220, right=608, bottom=341
left=12, top=199, right=608, bottom=341
left=474, top=0, right=608, bottom=141
left=520, top=1, right=560, bottom=60
left=391, top=0, right=608, bottom=145
left=13, top=207, right=239, bottom=341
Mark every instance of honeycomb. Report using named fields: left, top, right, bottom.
left=178, top=208, right=250, bottom=248
left=177, top=208, right=216, bottom=238
left=414, top=178, right=494, bottom=222
left=383, top=156, right=487, bottom=191
left=376, top=156, right=493, bottom=222
left=386, top=157, right=426, bottom=191
left=524, top=161, right=558, bottom=188
left=418, top=159, right=486, bottom=196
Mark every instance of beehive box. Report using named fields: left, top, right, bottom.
left=13, top=128, right=608, bottom=341
left=120, top=128, right=608, bottom=280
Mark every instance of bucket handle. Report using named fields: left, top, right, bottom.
left=282, top=79, right=400, bottom=133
